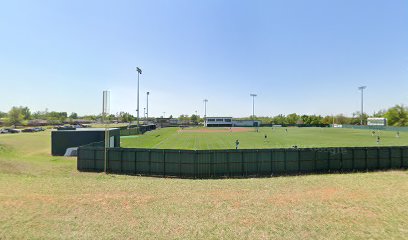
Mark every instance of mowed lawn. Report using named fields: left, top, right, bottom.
left=121, top=127, right=408, bottom=149
left=1, top=131, right=408, bottom=239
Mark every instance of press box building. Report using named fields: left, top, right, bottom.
left=205, top=117, right=261, bottom=127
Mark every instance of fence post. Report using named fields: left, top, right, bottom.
left=241, top=151, right=244, bottom=177
left=377, top=148, right=380, bottom=170
left=194, top=150, right=198, bottom=179
left=120, top=149, right=123, bottom=173
left=93, top=148, right=96, bottom=171
left=388, top=148, right=392, bottom=169
left=134, top=150, right=137, bottom=175
left=401, top=147, right=404, bottom=168
left=106, top=148, right=109, bottom=173
left=327, top=150, right=330, bottom=172
left=351, top=148, right=355, bottom=171
left=270, top=150, right=273, bottom=176
left=256, top=150, right=259, bottom=176
left=284, top=150, right=287, bottom=173
left=148, top=150, right=151, bottom=175
left=227, top=152, right=230, bottom=177
left=365, top=148, right=368, bottom=171
left=179, top=150, right=182, bottom=178
left=163, top=149, right=166, bottom=177
left=211, top=151, right=215, bottom=178
left=298, top=150, right=301, bottom=173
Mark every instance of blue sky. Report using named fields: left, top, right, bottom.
left=1, top=0, right=407, bottom=117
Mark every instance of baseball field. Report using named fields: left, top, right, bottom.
left=1, top=129, right=408, bottom=239
left=121, top=127, right=406, bottom=149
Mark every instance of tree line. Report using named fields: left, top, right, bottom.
left=1, top=104, right=407, bottom=127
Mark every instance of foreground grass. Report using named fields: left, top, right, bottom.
left=1, top=131, right=408, bottom=239
left=121, top=127, right=408, bottom=149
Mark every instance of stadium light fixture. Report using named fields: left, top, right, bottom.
left=358, top=86, right=367, bottom=125
left=250, top=94, right=257, bottom=126
left=136, top=67, right=142, bottom=128
left=203, top=99, right=208, bottom=127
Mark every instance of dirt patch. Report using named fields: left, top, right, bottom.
left=178, top=127, right=254, bottom=133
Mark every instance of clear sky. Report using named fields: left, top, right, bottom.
left=1, top=0, right=407, bottom=117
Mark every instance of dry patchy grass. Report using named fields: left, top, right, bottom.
left=1, top=131, right=408, bottom=239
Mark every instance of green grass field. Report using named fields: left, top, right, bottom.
left=1, top=130, right=408, bottom=239
left=121, top=127, right=408, bottom=149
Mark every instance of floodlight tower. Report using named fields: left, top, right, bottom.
left=250, top=93, right=257, bottom=126
left=358, top=86, right=367, bottom=125
left=203, top=99, right=208, bottom=127
left=146, top=91, right=150, bottom=120
left=136, top=67, right=142, bottom=127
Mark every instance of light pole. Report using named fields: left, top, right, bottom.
left=163, top=112, right=166, bottom=118
left=358, top=86, right=366, bottom=125
left=136, top=67, right=142, bottom=127
left=250, top=93, right=257, bottom=126
left=146, top=91, right=150, bottom=120
left=143, top=108, right=146, bottom=119
left=203, top=99, right=208, bottom=127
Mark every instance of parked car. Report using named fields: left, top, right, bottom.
left=33, top=127, right=45, bottom=132
left=22, top=128, right=35, bottom=132
left=4, top=128, right=21, bottom=133
left=0, top=129, right=8, bottom=134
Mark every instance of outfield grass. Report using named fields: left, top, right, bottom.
left=121, top=127, right=408, bottom=149
left=1, top=131, right=408, bottom=239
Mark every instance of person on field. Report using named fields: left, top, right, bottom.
left=264, top=134, right=267, bottom=139
left=396, top=131, right=400, bottom=138
left=372, top=131, right=375, bottom=136
left=377, top=136, right=380, bottom=144
left=235, top=139, right=240, bottom=149
left=285, top=128, right=288, bottom=133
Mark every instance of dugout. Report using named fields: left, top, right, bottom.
left=51, top=128, right=120, bottom=156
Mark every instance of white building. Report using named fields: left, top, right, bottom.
left=205, top=117, right=261, bottom=127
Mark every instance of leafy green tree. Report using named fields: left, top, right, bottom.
left=384, top=105, right=408, bottom=126
left=372, top=110, right=386, bottom=118
left=0, top=111, right=7, bottom=118
left=7, top=107, right=24, bottom=126
left=69, top=112, right=78, bottom=119
left=21, top=107, right=31, bottom=120
left=117, top=112, right=134, bottom=122
left=272, top=114, right=287, bottom=125
left=286, top=113, right=299, bottom=124
left=190, top=114, right=199, bottom=124
left=178, top=114, right=190, bottom=124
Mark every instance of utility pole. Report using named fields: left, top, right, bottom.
left=146, top=91, right=150, bottom=120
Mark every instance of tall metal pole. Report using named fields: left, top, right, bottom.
left=358, top=86, right=366, bottom=125
left=250, top=94, right=257, bottom=126
left=146, top=91, right=150, bottom=120
left=102, top=90, right=110, bottom=174
left=203, top=99, right=208, bottom=127
left=136, top=67, right=142, bottom=127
